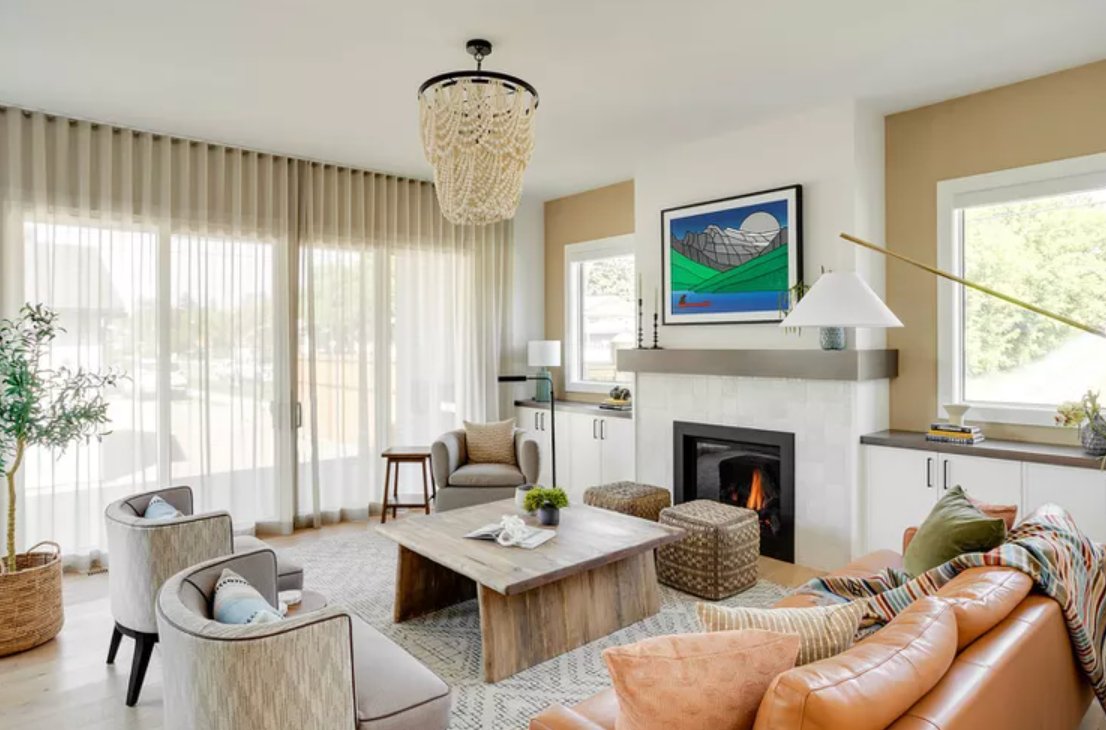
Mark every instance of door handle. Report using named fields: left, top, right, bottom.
left=943, top=459, right=950, bottom=490
left=925, top=457, right=933, bottom=488
left=592, top=418, right=598, bottom=439
left=600, top=419, right=606, bottom=440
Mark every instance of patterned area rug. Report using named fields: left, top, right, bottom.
left=285, top=527, right=789, bottom=730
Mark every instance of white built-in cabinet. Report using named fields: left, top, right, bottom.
left=516, top=405, right=634, bottom=504
left=863, top=443, right=1106, bottom=553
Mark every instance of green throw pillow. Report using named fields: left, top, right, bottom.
left=903, top=485, right=1006, bottom=577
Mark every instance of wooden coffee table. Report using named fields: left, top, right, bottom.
left=376, top=499, right=685, bottom=682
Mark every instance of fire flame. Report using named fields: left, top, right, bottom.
left=745, top=469, right=767, bottom=512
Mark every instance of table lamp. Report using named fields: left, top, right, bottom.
left=778, top=271, right=903, bottom=349
left=527, top=340, right=561, bottom=402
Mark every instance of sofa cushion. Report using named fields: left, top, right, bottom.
left=753, top=596, right=958, bottom=730
left=234, top=535, right=304, bottom=592
left=698, top=601, right=865, bottom=666
left=447, top=462, right=527, bottom=487
left=935, top=566, right=1033, bottom=649
left=463, top=418, right=517, bottom=465
left=903, top=486, right=1006, bottom=577
left=350, top=615, right=451, bottom=730
left=602, top=630, right=800, bottom=730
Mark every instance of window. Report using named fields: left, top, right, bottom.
left=564, top=235, right=635, bottom=392
left=937, top=153, right=1106, bottom=426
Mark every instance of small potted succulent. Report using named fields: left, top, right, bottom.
left=1056, top=390, right=1106, bottom=460
left=523, top=487, right=569, bottom=526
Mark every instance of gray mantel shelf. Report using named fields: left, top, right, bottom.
left=615, top=348, right=898, bottom=382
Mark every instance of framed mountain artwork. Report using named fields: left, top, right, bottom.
left=661, top=184, right=802, bottom=325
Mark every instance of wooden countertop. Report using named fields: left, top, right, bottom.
left=514, top=399, right=632, bottom=419
left=861, top=429, right=1103, bottom=471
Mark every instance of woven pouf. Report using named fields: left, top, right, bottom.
left=583, top=482, right=671, bottom=522
left=657, top=499, right=760, bottom=600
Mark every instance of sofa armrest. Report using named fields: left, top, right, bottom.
left=529, top=705, right=609, bottom=730
left=903, top=527, right=918, bottom=553
left=431, top=429, right=467, bottom=489
left=516, top=430, right=541, bottom=484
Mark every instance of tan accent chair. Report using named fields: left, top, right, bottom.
left=431, top=428, right=539, bottom=511
left=156, top=549, right=452, bottom=730
left=104, top=486, right=302, bottom=706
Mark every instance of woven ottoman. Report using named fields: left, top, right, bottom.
left=657, top=500, right=759, bottom=599
left=583, top=482, right=671, bottom=522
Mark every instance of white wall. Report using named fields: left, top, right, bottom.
left=633, top=100, right=887, bottom=351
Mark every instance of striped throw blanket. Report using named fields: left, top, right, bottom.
left=798, top=504, right=1106, bottom=707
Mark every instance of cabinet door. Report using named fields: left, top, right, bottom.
left=938, top=453, right=1022, bottom=514
left=568, top=413, right=602, bottom=502
left=600, top=417, right=635, bottom=484
left=515, top=406, right=541, bottom=436
left=1024, top=463, right=1106, bottom=542
left=865, top=446, right=939, bottom=554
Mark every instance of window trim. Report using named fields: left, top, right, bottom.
left=563, top=234, right=635, bottom=394
left=936, top=152, right=1106, bottom=427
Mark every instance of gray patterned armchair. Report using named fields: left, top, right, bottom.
left=104, top=485, right=303, bottom=706
left=156, top=549, right=452, bottom=730
left=431, top=428, right=540, bottom=511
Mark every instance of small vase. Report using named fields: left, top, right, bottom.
left=819, top=326, right=846, bottom=350
left=515, top=485, right=535, bottom=514
left=1081, top=418, right=1106, bottom=457
left=538, top=504, right=560, bottom=526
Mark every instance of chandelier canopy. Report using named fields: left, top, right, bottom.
left=418, top=39, right=539, bottom=226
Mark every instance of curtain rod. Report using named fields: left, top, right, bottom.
left=0, top=103, right=429, bottom=180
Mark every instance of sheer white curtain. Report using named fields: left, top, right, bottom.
left=296, top=165, right=512, bottom=525
left=0, top=110, right=295, bottom=568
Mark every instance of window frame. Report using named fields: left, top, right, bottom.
left=936, top=152, right=1106, bottom=426
left=563, top=234, right=636, bottom=394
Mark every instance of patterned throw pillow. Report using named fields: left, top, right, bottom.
left=463, top=419, right=517, bottom=465
left=143, top=495, right=183, bottom=521
left=602, top=629, right=800, bottom=730
left=697, top=601, right=865, bottom=666
left=213, top=569, right=282, bottom=625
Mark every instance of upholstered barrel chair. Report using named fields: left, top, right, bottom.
left=156, top=549, right=452, bottom=730
left=431, top=428, right=540, bottom=511
left=104, top=485, right=303, bottom=705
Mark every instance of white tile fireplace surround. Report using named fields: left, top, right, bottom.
left=634, top=372, right=888, bottom=571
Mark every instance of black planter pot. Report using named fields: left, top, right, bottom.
left=538, top=504, right=560, bottom=526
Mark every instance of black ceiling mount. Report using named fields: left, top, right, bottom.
left=465, top=39, right=492, bottom=65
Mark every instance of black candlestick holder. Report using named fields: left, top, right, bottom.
left=651, top=311, right=663, bottom=349
left=637, top=297, right=644, bottom=349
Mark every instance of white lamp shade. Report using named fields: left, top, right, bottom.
left=779, top=272, right=903, bottom=329
left=527, top=340, right=562, bottom=367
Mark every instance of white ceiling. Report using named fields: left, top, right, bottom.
left=2, top=0, right=1105, bottom=200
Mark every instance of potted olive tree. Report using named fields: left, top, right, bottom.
left=1, top=304, right=120, bottom=656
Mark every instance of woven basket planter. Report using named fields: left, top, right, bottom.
left=0, top=541, right=64, bottom=657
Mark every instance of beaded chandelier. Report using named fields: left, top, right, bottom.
left=418, top=39, right=539, bottom=226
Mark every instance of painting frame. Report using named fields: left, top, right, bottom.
left=661, top=184, right=803, bottom=325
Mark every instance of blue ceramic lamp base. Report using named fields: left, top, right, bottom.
left=533, top=367, right=552, bottom=401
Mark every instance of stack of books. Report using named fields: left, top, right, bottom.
left=926, top=423, right=985, bottom=444
left=600, top=398, right=632, bottom=412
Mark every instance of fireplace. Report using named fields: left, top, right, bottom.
left=673, top=422, right=795, bottom=562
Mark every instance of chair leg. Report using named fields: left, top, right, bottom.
left=107, top=623, right=124, bottom=664
left=125, top=632, right=157, bottom=707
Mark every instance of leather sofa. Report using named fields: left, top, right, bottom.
left=530, top=535, right=1094, bottom=730
left=431, top=428, right=539, bottom=511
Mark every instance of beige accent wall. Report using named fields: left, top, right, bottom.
left=544, top=180, right=635, bottom=401
left=886, top=60, right=1106, bottom=444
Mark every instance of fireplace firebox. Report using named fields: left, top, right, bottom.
left=673, top=422, right=795, bottom=563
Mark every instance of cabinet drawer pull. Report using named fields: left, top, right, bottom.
left=926, top=457, right=933, bottom=488
left=601, top=420, right=607, bottom=440
left=540, top=412, right=546, bottom=431
left=943, top=460, right=949, bottom=490
left=533, top=412, right=538, bottom=431
left=592, top=418, right=598, bottom=439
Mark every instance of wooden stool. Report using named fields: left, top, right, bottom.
left=380, top=446, right=434, bottom=524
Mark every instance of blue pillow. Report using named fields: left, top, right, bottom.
left=143, top=495, right=183, bottom=521
left=212, top=569, right=282, bottom=625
